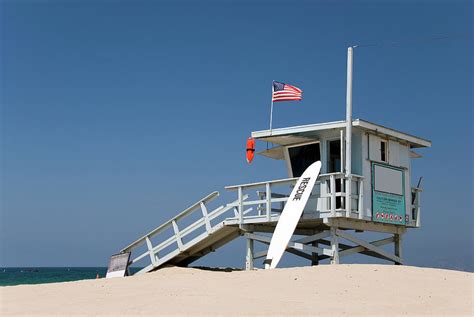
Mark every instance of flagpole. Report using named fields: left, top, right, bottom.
left=269, top=81, right=274, bottom=135
left=345, top=46, right=354, bottom=217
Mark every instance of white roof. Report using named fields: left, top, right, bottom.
left=252, top=119, right=432, bottom=149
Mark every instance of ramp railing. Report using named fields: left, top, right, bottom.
left=119, top=191, right=250, bottom=274
left=410, top=187, right=422, bottom=227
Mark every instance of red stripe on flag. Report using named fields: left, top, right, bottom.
left=272, top=81, right=303, bottom=102
left=273, top=97, right=302, bottom=102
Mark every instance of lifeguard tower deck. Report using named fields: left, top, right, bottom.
left=108, top=118, right=431, bottom=276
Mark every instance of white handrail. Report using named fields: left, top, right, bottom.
left=226, top=173, right=364, bottom=221
left=121, top=191, right=219, bottom=253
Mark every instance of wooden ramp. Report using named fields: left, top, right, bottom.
left=115, top=191, right=253, bottom=275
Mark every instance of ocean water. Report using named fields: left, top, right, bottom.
left=0, top=267, right=140, bottom=287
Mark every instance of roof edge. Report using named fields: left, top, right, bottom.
left=251, top=118, right=432, bottom=148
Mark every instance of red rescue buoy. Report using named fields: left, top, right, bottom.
left=246, top=137, right=255, bottom=163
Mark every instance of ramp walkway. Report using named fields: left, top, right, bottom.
left=119, top=191, right=254, bottom=275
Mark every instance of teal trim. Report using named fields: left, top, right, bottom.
left=371, top=162, right=406, bottom=225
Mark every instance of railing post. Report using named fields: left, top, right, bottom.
left=172, top=220, right=184, bottom=251
left=200, top=202, right=212, bottom=233
left=145, top=236, right=157, bottom=266
left=266, top=183, right=271, bottom=221
left=346, top=175, right=352, bottom=217
left=358, top=178, right=364, bottom=219
left=415, top=191, right=421, bottom=228
left=330, top=175, right=336, bottom=216
left=238, top=186, right=243, bottom=226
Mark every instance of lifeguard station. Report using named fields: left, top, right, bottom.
left=106, top=48, right=431, bottom=277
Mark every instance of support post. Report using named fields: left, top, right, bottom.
left=330, top=227, right=339, bottom=264
left=311, top=241, right=319, bottom=266
left=358, top=179, right=364, bottom=219
left=394, top=233, right=402, bottom=265
left=238, top=186, right=243, bottom=227
left=345, top=46, right=354, bottom=217
left=330, top=174, right=336, bottom=216
left=246, top=237, right=254, bottom=270
left=145, top=236, right=157, bottom=266
left=340, top=129, right=344, bottom=174
left=266, top=183, right=271, bottom=221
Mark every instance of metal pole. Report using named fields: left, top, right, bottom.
left=345, top=47, right=353, bottom=216
left=269, top=82, right=274, bottom=134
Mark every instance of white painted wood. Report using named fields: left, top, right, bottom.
left=369, top=134, right=381, bottom=162
left=121, top=191, right=219, bottom=252
left=346, top=175, right=352, bottom=217
left=145, top=236, right=157, bottom=266
left=330, top=174, right=336, bottom=216
left=389, top=140, right=400, bottom=166
left=266, top=183, right=271, bottom=221
left=172, top=220, right=184, bottom=251
left=330, top=227, right=339, bottom=264
left=362, top=134, right=373, bottom=218
left=340, top=129, right=345, bottom=173
left=356, top=120, right=431, bottom=148
left=246, top=232, right=333, bottom=258
left=336, top=229, right=402, bottom=264
left=324, top=217, right=406, bottom=234
left=106, top=270, right=127, bottom=278
left=415, top=190, right=421, bottom=227
left=358, top=179, right=364, bottom=218
left=252, top=119, right=431, bottom=149
left=200, top=202, right=212, bottom=233
left=294, top=231, right=331, bottom=244
left=238, top=187, right=243, bottom=226
left=338, top=237, right=394, bottom=257
left=245, top=238, right=254, bottom=270
left=265, top=161, right=322, bottom=269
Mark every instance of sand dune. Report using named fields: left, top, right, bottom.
left=1, top=264, right=472, bottom=316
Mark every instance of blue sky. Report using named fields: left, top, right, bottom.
left=1, top=0, right=472, bottom=271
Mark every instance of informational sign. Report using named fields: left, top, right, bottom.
left=372, top=163, right=406, bottom=225
left=106, top=252, right=131, bottom=278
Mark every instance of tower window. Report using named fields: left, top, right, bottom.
left=288, top=142, right=321, bottom=177
left=380, top=140, right=388, bottom=162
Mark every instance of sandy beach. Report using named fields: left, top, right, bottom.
left=1, top=264, right=472, bottom=316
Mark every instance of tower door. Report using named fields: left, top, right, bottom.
left=327, top=139, right=343, bottom=209
left=327, top=139, right=342, bottom=173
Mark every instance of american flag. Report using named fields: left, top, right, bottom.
left=272, top=81, right=303, bottom=102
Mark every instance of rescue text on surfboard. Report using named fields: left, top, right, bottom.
left=293, top=178, right=311, bottom=201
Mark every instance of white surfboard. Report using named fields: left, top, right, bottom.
left=265, top=161, right=322, bottom=269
